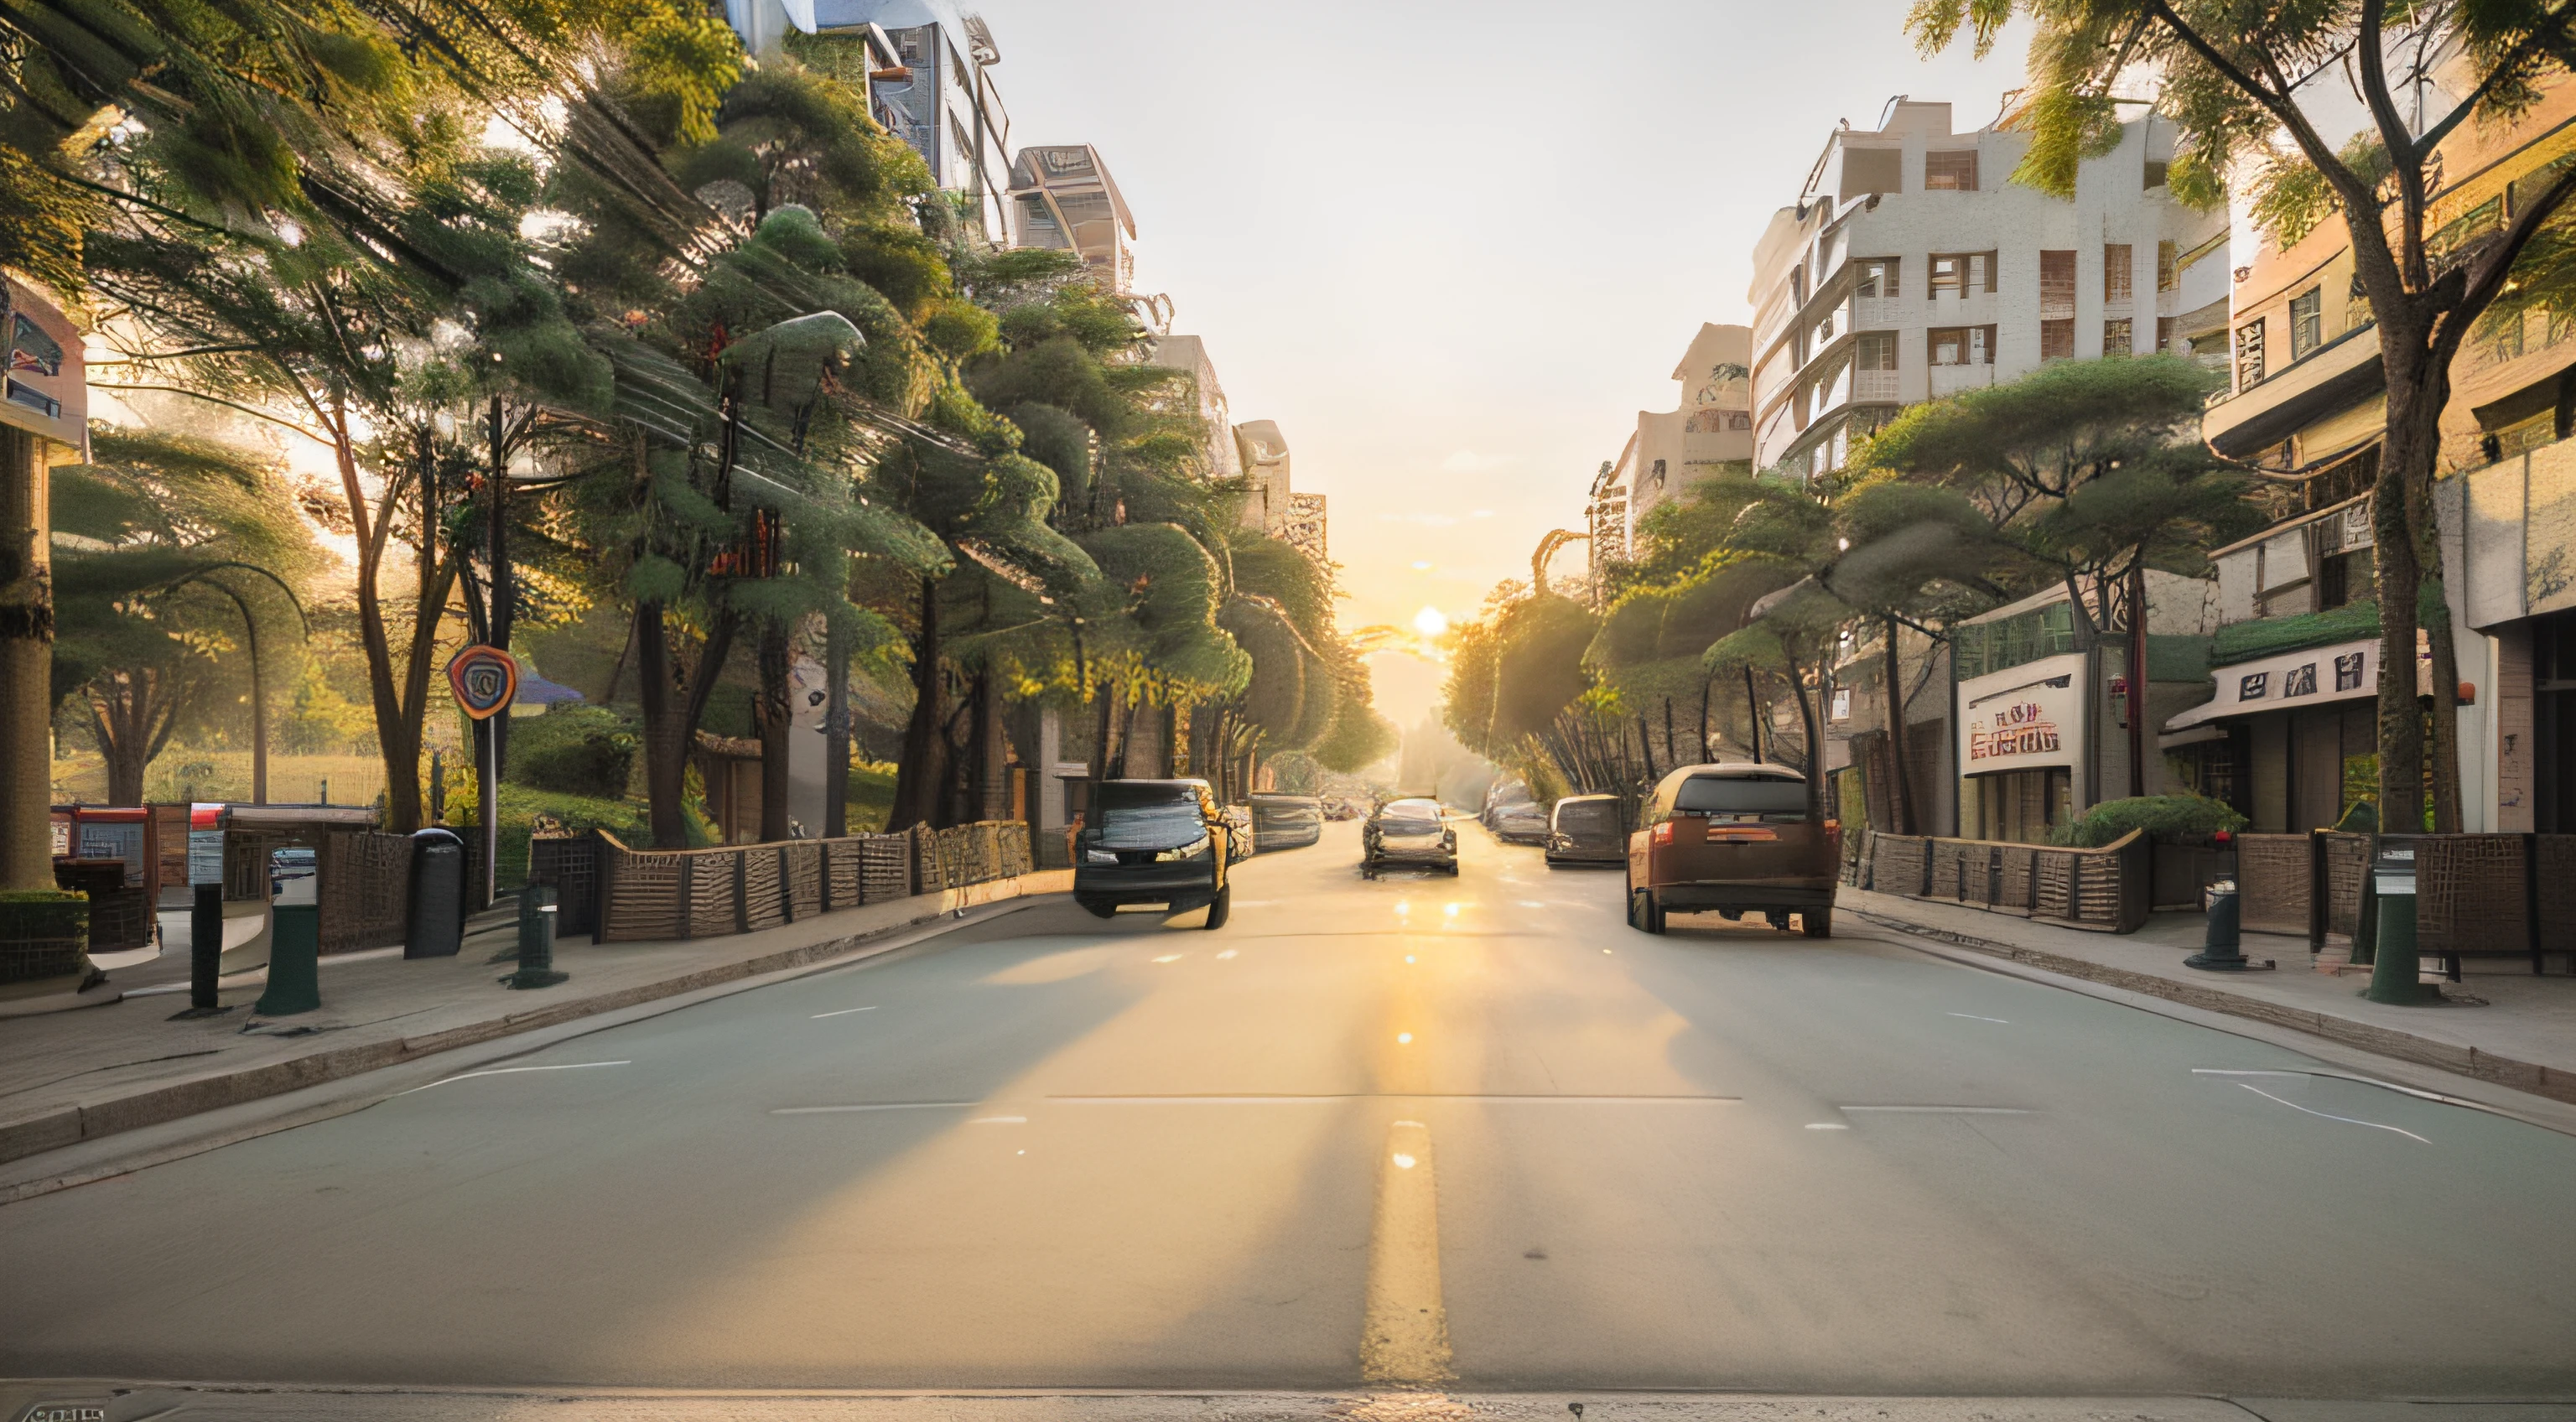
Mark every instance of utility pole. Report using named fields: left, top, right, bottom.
left=484, top=396, right=511, bottom=905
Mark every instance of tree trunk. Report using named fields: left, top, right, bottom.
left=1884, top=616, right=1917, bottom=835
left=823, top=615, right=850, bottom=838
left=1786, top=649, right=1828, bottom=824
left=0, top=426, right=49, bottom=890
left=2375, top=365, right=2440, bottom=833
left=970, top=669, right=1007, bottom=822
left=637, top=600, right=689, bottom=849
left=889, top=575, right=946, bottom=833
left=756, top=618, right=791, bottom=842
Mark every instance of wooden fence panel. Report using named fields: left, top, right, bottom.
left=2236, top=834, right=2310, bottom=937
left=2320, top=832, right=2370, bottom=942
left=318, top=830, right=412, bottom=954
left=2540, top=836, right=2576, bottom=956
left=2418, top=834, right=2529, bottom=957
left=1998, top=845, right=2036, bottom=911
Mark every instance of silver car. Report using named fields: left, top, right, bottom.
left=1363, top=797, right=1458, bottom=878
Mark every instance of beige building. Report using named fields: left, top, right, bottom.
left=1587, top=324, right=1754, bottom=591
left=1233, top=419, right=1291, bottom=535
left=1145, top=335, right=1240, bottom=483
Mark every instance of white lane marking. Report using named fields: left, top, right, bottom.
left=1805, top=1123, right=1850, bottom=1130
left=1152, top=953, right=1184, bottom=963
left=1840, top=1105, right=2033, bottom=1115
left=2238, top=1083, right=2431, bottom=1144
left=968, top=1115, right=1028, bottom=1124
left=1216, top=948, right=1239, bottom=959
left=812, top=1005, right=880, bottom=1019
left=402, top=1061, right=630, bottom=1094
left=1047, top=1092, right=1741, bottom=1104
left=771, top=1102, right=975, bottom=1115
left=1947, top=1013, right=2011, bottom=1024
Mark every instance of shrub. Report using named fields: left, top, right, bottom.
left=2051, top=794, right=2246, bottom=848
left=506, top=706, right=637, bottom=798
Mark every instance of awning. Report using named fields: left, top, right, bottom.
left=2158, top=724, right=2230, bottom=750
left=2162, top=636, right=2377, bottom=732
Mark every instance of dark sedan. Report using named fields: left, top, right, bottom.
left=1073, top=779, right=1234, bottom=928
left=1545, top=793, right=1625, bottom=865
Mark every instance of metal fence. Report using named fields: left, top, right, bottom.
left=1866, top=829, right=2153, bottom=933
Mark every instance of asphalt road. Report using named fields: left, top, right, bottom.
left=3, top=820, right=2573, bottom=1398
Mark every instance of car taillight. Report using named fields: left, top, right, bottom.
left=1651, top=822, right=1675, bottom=846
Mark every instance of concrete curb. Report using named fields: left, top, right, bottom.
left=1847, top=896, right=2576, bottom=1106
left=0, top=871, right=1067, bottom=1169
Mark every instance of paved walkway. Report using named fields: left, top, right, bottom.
left=0, top=870, right=1071, bottom=1171
left=1842, top=885, right=2576, bottom=1104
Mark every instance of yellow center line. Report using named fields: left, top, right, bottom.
left=1361, top=1118, right=1452, bottom=1385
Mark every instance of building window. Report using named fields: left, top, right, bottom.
left=1855, top=332, right=1897, bottom=370
left=1728, top=411, right=1753, bottom=430
left=2039, top=249, right=2075, bottom=317
left=1924, top=149, right=1979, bottom=190
left=2104, top=244, right=2133, bottom=304
left=2145, top=159, right=2169, bottom=189
left=1929, top=325, right=1993, bottom=366
left=1651, top=458, right=1667, bottom=489
left=2158, top=240, right=2179, bottom=291
left=2289, top=286, right=2323, bottom=358
left=2157, top=315, right=2176, bottom=354
left=1930, top=252, right=1994, bottom=295
left=2104, top=318, right=2133, bottom=356
left=1854, top=258, right=1899, bottom=297
left=2236, top=319, right=2266, bottom=387
left=2041, top=319, right=2075, bottom=361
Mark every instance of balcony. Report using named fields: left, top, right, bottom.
left=1929, top=364, right=1996, bottom=397
left=1854, top=295, right=1909, bottom=330
left=2202, top=322, right=2382, bottom=458
left=1853, top=369, right=1902, bottom=403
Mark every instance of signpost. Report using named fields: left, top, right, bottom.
left=448, top=646, right=518, bottom=907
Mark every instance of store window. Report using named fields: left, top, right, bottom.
left=1976, top=768, right=2071, bottom=843
left=1925, top=149, right=1980, bottom=190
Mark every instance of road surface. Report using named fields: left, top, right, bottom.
left=3, top=821, right=2572, bottom=1398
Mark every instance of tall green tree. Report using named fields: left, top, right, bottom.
left=1906, top=0, right=2576, bottom=829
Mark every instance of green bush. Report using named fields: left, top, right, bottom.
left=2051, top=794, right=2247, bottom=848
left=506, top=706, right=636, bottom=798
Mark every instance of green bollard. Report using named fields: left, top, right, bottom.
left=2364, top=844, right=2437, bottom=1006
left=501, top=884, right=568, bottom=990
left=254, top=903, right=322, bottom=1016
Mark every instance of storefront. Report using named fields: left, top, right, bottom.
left=1957, top=651, right=2087, bottom=843
left=2159, top=637, right=2378, bottom=832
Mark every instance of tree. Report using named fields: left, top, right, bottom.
left=49, top=429, right=315, bottom=804
left=1907, top=0, right=2576, bottom=829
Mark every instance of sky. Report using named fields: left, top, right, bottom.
left=970, top=0, right=2039, bottom=728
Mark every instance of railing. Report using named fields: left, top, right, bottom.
left=1867, top=829, right=2151, bottom=933
left=1929, top=364, right=1996, bottom=396
left=1853, top=370, right=1901, bottom=402
left=585, top=822, right=1033, bottom=945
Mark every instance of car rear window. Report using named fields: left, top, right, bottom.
left=1674, top=775, right=1807, bottom=821
left=1379, top=801, right=1442, bottom=832
left=1094, top=785, right=1205, bottom=849
left=1556, top=801, right=1617, bottom=830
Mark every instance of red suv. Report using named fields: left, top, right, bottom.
left=1624, top=762, right=1837, bottom=937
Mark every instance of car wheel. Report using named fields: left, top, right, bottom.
left=1080, top=898, right=1116, bottom=920
left=1202, top=884, right=1231, bottom=931
left=1645, top=890, right=1668, bottom=935
left=1802, top=908, right=1833, bottom=938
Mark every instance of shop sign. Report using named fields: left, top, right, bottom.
left=0, top=277, right=86, bottom=454
left=2164, top=636, right=2377, bottom=734
left=1958, top=651, right=2085, bottom=775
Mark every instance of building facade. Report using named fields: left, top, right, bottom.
left=1747, top=100, right=2230, bottom=482
left=1145, top=335, right=1241, bottom=483
left=1007, top=144, right=1137, bottom=292
left=724, top=0, right=1015, bottom=244
left=2183, top=72, right=2576, bottom=835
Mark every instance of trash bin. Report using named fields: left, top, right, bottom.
left=256, top=901, right=321, bottom=1016
left=2365, top=838, right=2438, bottom=1004
left=407, top=828, right=465, bottom=960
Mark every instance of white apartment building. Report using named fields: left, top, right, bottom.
left=723, top=0, right=1015, bottom=244
left=1748, top=100, right=2231, bottom=480
left=1008, top=144, right=1137, bottom=293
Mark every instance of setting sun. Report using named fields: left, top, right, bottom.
left=1412, top=606, right=1449, bottom=637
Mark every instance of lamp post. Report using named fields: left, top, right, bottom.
left=168, top=566, right=306, bottom=807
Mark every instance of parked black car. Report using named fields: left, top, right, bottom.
left=1249, top=792, right=1323, bottom=851
left=1545, top=793, right=1625, bottom=865
left=1074, top=779, right=1235, bottom=927
left=1363, top=797, right=1457, bottom=878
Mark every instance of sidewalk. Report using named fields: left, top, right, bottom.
left=1842, top=885, right=2576, bottom=1105
left=0, top=870, right=1072, bottom=1170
